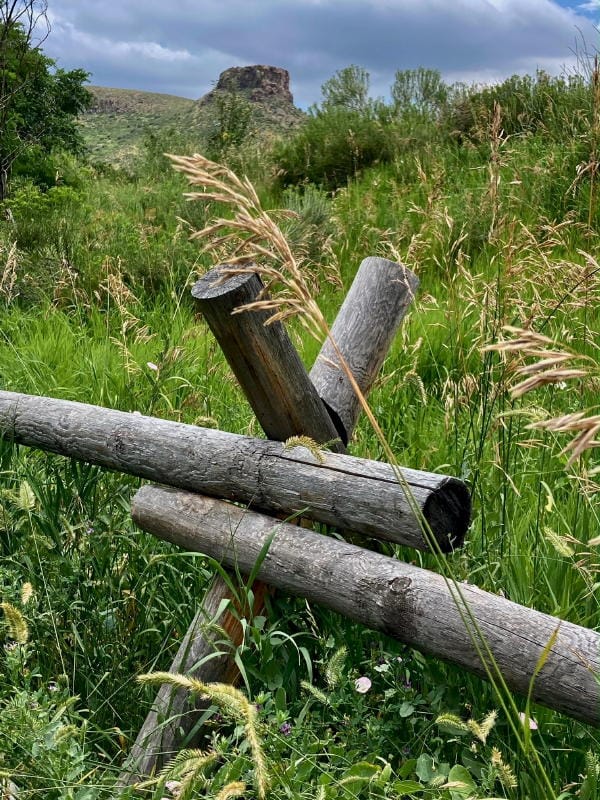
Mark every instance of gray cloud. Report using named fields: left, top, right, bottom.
left=43, top=0, right=598, bottom=107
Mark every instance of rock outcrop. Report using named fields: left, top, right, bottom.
left=196, top=65, right=303, bottom=129
left=80, top=65, right=303, bottom=164
left=200, top=65, right=294, bottom=106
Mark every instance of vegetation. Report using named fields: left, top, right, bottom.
left=0, top=0, right=92, bottom=199
left=0, top=53, right=599, bottom=799
left=82, top=87, right=195, bottom=165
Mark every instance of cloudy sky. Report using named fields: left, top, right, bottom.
left=42, top=0, right=600, bottom=108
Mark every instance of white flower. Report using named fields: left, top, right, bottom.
left=147, top=361, right=159, bottom=371
left=519, top=712, right=538, bottom=730
left=355, top=676, right=372, bottom=694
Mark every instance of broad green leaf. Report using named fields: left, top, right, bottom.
left=415, top=754, right=435, bottom=782
left=341, top=761, right=380, bottom=780
left=446, top=765, right=476, bottom=799
left=392, top=779, right=424, bottom=794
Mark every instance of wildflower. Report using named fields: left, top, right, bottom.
left=147, top=361, right=159, bottom=371
left=355, top=676, right=372, bottom=694
left=279, top=722, right=292, bottom=736
left=518, top=712, right=538, bottom=730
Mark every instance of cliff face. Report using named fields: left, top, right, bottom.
left=197, top=65, right=303, bottom=129
left=201, top=65, right=294, bottom=106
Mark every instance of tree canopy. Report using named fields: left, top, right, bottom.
left=320, top=64, right=371, bottom=114
left=0, top=1, right=92, bottom=199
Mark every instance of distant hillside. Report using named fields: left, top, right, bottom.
left=81, top=67, right=304, bottom=165
left=81, top=86, right=196, bottom=163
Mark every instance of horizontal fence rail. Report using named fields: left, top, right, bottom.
left=0, top=391, right=470, bottom=552
left=132, top=484, right=600, bottom=728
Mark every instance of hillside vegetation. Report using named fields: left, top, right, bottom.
left=0, top=63, right=599, bottom=799
left=82, top=68, right=303, bottom=164
left=82, top=86, right=195, bottom=163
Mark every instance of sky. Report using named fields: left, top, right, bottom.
left=41, top=0, right=600, bottom=109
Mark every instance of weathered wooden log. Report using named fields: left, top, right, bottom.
left=116, top=578, right=268, bottom=781
left=309, top=256, right=419, bottom=445
left=0, top=391, right=469, bottom=551
left=132, top=485, right=600, bottom=728
left=191, top=267, right=343, bottom=450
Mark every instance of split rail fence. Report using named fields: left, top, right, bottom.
left=0, top=256, right=597, bottom=788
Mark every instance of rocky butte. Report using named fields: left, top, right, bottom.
left=196, top=65, right=304, bottom=130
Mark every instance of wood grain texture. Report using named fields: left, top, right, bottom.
left=116, top=580, right=238, bottom=782
left=115, top=578, right=269, bottom=786
left=310, top=257, right=419, bottom=444
left=132, top=485, right=600, bottom=728
left=0, top=391, right=469, bottom=551
left=192, top=267, right=343, bottom=450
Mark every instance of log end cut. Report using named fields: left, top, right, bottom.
left=423, top=477, right=471, bottom=552
left=191, top=266, right=255, bottom=304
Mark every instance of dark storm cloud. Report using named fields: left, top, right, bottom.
left=44, top=1, right=599, bottom=106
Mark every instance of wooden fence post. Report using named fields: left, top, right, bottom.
left=191, top=267, right=343, bottom=448
left=310, top=256, right=419, bottom=445
left=115, top=258, right=421, bottom=785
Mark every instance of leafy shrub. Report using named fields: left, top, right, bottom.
left=444, top=70, right=594, bottom=141
left=275, top=106, right=398, bottom=190
left=321, top=64, right=372, bottom=113
left=0, top=182, right=83, bottom=254
left=391, top=67, right=449, bottom=118
left=137, top=127, right=199, bottom=179
left=205, top=91, right=254, bottom=159
left=280, top=184, right=339, bottom=266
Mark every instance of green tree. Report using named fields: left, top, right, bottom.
left=0, top=1, right=92, bottom=199
left=206, top=90, right=253, bottom=159
left=320, top=64, right=371, bottom=113
left=391, top=67, right=448, bottom=116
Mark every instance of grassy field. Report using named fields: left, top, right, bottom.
left=0, top=69, right=599, bottom=798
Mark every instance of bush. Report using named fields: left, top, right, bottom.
left=205, top=91, right=254, bottom=159
left=444, top=70, right=594, bottom=141
left=275, top=106, right=398, bottom=190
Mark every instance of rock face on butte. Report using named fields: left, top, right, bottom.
left=196, top=65, right=304, bottom=130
